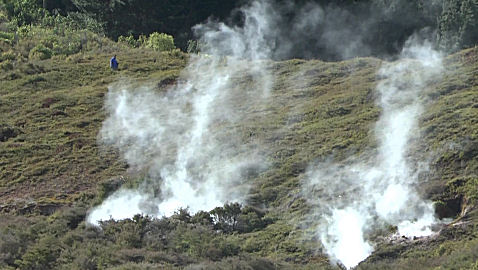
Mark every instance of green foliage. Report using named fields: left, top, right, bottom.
left=0, top=31, right=14, bottom=43
left=236, top=206, right=272, bottom=233
left=117, top=32, right=176, bottom=51
left=29, top=43, right=52, bottom=60
left=211, top=203, right=242, bottom=233
left=447, top=176, right=478, bottom=203
left=0, top=222, right=34, bottom=266
left=191, top=210, right=213, bottom=226
left=438, top=0, right=478, bottom=52
left=171, top=208, right=192, bottom=223
left=1, top=0, right=45, bottom=27
left=0, top=58, right=13, bottom=70
left=145, top=32, right=175, bottom=52
left=210, top=203, right=272, bottom=234
left=187, top=40, right=200, bottom=54
left=118, top=34, right=139, bottom=48
left=63, top=12, right=104, bottom=34
left=95, top=177, right=124, bottom=204
left=0, top=50, right=15, bottom=61
left=60, top=0, right=239, bottom=49
left=11, top=24, right=113, bottom=58
left=15, top=235, right=61, bottom=270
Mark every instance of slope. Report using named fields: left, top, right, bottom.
left=0, top=43, right=477, bottom=269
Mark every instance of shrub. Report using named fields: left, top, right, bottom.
left=171, top=208, right=192, bottom=223
left=145, top=32, right=175, bottom=52
left=118, top=34, right=139, bottom=48
left=28, top=43, right=52, bottom=60
left=210, top=203, right=271, bottom=233
left=0, top=59, right=13, bottom=70
left=210, top=203, right=242, bottom=233
left=236, top=206, right=271, bottom=233
left=137, top=34, right=147, bottom=46
left=2, top=0, right=45, bottom=27
left=0, top=226, right=31, bottom=266
left=0, top=50, right=16, bottom=61
left=0, top=31, right=14, bottom=43
left=63, top=12, right=104, bottom=34
left=15, top=236, right=61, bottom=270
left=191, top=211, right=213, bottom=226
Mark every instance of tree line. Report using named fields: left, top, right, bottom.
left=1, top=0, right=477, bottom=58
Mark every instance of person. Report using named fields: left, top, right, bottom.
left=110, top=55, right=119, bottom=70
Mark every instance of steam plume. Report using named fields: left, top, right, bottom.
left=87, top=1, right=277, bottom=225
left=87, top=4, right=446, bottom=269
left=303, top=38, right=443, bottom=268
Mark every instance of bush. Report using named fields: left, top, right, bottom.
left=0, top=59, right=13, bottom=70
left=2, top=0, right=45, bottom=27
left=63, top=12, right=104, bottom=34
left=28, top=44, right=52, bottom=60
left=118, top=34, right=139, bottom=48
left=145, top=32, right=175, bottom=52
left=0, top=50, right=16, bottom=61
left=191, top=211, right=213, bottom=226
left=15, top=235, right=62, bottom=270
left=0, top=31, right=14, bottom=43
left=211, top=203, right=242, bottom=233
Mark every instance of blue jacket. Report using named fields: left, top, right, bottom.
left=110, top=56, right=118, bottom=69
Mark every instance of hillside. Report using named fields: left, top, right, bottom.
left=0, top=28, right=477, bottom=269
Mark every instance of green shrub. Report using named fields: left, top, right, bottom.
left=15, top=235, right=61, bottom=270
left=0, top=31, right=14, bottom=43
left=95, top=177, right=124, bottom=204
left=191, top=211, right=213, bottom=226
left=16, top=25, right=33, bottom=38
left=145, top=32, right=175, bottom=51
left=137, top=34, right=147, bottom=46
left=0, top=51, right=16, bottom=61
left=118, top=34, right=139, bottom=48
left=2, top=0, right=45, bottom=27
left=63, top=12, right=104, bottom=34
left=211, top=203, right=242, bottom=233
left=0, top=59, right=13, bottom=70
left=28, top=44, right=52, bottom=60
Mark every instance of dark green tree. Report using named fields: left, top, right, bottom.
left=210, top=202, right=242, bottom=233
left=438, top=0, right=478, bottom=52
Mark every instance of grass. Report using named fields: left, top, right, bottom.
left=0, top=47, right=187, bottom=209
left=0, top=26, right=477, bottom=268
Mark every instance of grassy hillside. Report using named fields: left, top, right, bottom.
left=0, top=29, right=477, bottom=269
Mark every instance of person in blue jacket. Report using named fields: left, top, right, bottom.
left=110, top=55, right=119, bottom=70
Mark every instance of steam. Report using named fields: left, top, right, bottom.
left=86, top=2, right=446, bottom=268
left=87, top=1, right=277, bottom=225
left=303, top=38, right=443, bottom=268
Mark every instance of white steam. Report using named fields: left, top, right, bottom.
left=86, top=2, right=446, bottom=268
left=303, top=39, right=443, bottom=268
left=87, top=1, right=277, bottom=226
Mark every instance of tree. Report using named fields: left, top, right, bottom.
left=438, top=0, right=478, bottom=52
left=1, top=0, right=45, bottom=26
left=210, top=202, right=242, bottom=233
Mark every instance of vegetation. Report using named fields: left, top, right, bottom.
left=1, top=0, right=478, bottom=58
left=0, top=0, right=477, bottom=269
